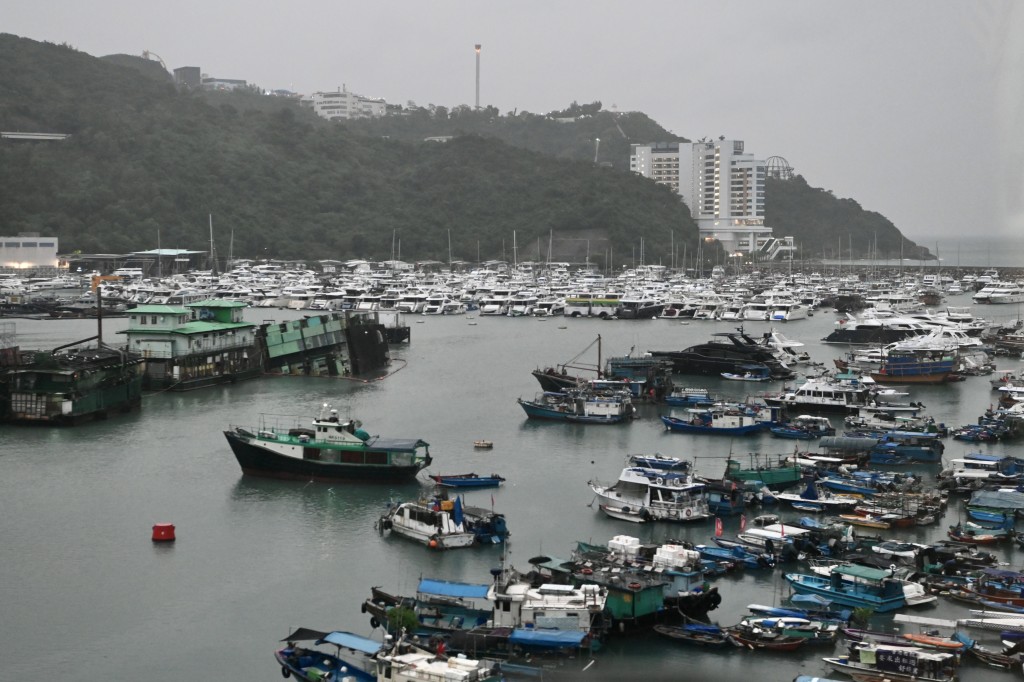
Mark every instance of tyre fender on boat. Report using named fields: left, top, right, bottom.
left=370, top=616, right=381, bottom=629
left=281, top=666, right=292, bottom=678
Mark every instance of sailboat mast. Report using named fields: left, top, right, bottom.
left=208, top=214, right=218, bottom=276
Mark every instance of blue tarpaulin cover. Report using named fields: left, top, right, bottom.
left=318, top=631, right=383, bottom=655
left=509, top=629, right=587, bottom=648
left=417, top=579, right=490, bottom=599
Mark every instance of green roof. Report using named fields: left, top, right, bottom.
left=171, top=321, right=255, bottom=334
left=187, top=299, right=247, bottom=308
left=129, top=305, right=189, bottom=314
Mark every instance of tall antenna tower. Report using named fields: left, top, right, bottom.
left=474, top=44, right=481, bottom=110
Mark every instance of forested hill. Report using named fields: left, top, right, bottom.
left=0, top=34, right=928, bottom=263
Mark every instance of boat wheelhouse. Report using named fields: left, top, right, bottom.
left=785, top=564, right=907, bottom=613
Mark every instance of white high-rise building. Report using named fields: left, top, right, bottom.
left=629, top=142, right=683, bottom=193
left=683, top=139, right=773, bottom=255
left=301, top=88, right=386, bottom=121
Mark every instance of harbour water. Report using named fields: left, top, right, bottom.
left=3, top=301, right=1024, bottom=681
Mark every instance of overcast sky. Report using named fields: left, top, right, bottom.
left=7, top=1, right=1024, bottom=243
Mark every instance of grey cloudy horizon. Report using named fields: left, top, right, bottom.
left=7, top=0, right=1023, bottom=245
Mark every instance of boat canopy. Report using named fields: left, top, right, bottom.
left=417, top=578, right=490, bottom=600
left=508, top=629, right=587, bottom=648
left=835, top=564, right=892, bottom=581
left=820, top=436, right=877, bottom=452
left=365, top=437, right=429, bottom=451
left=969, top=490, right=1024, bottom=509
left=319, top=631, right=384, bottom=655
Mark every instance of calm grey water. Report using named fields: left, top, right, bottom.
left=3, top=299, right=1023, bottom=682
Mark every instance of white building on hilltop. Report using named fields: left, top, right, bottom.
left=631, top=139, right=794, bottom=259
left=301, top=87, right=386, bottom=121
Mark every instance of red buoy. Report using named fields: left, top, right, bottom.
left=152, top=523, right=176, bottom=542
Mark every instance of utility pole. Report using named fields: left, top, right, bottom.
left=474, top=44, right=481, bottom=110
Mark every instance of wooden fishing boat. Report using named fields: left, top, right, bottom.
left=839, top=514, right=892, bottom=530
left=726, top=625, right=807, bottom=651
left=653, top=622, right=731, bottom=646
left=429, top=473, right=505, bottom=488
left=947, top=522, right=1011, bottom=544
left=968, top=642, right=1024, bottom=671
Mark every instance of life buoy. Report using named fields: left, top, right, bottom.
left=370, top=617, right=381, bottom=629
left=581, top=567, right=594, bottom=575
left=685, top=508, right=692, bottom=517
left=281, top=666, right=292, bottom=678
left=656, top=477, right=664, bottom=486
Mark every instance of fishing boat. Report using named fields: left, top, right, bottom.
left=785, top=564, right=908, bottom=613
left=721, top=365, right=772, bottom=381
left=377, top=496, right=509, bottom=549
left=663, top=386, right=718, bottom=407
left=870, top=347, right=956, bottom=385
left=473, top=440, right=494, bottom=449
left=628, top=453, right=691, bottom=471
left=696, top=543, right=776, bottom=569
left=725, top=457, right=804, bottom=491
left=660, top=407, right=774, bottom=436
left=838, top=514, right=891, bottom=530
left=726, top=623, right=808, bottom=651
left=372, top=633, right=503, bottom=682
left=967, top=641, right=1024, bottom=672
left=823, top=641, right=959, bottom=682
left=429, top=473, right=506, bottom=489
left=947, top=521, right=1012, bottom=544
left=223, top=403, right=432, bottom=482
left=274, top=628, right=381, bottom=682
left=517, top=388, right=636, bottom=424
left=737, top=615, right=839, bottom=645
left=588, top=466, right=709, bottom=523
left=776, top=479, right=860, bottom=512
left=653, top=622, right=731, bottom=646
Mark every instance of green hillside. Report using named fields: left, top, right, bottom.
left=0, top=34, right=927, bottom=266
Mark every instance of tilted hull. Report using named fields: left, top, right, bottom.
left=224, top=430, right=429, bottom=482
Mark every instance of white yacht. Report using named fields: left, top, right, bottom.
left=588, top=466, right=709, bottom=523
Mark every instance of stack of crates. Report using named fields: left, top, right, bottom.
left=607, top=535, right=640, bottom=558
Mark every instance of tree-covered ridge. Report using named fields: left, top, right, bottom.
left=0, top=33, right=926, bottom=263
left=765, top=175, right=931, bottom=260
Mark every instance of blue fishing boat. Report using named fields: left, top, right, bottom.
left=776, top=479, right=860, bottom=512
left=661, top=409, right=771, bottom=436
left=429, top=473, right=506, bottom=489
left=770, top=425, right=819, bottom=440
left=518, top=389, right=635, bottom=424
left=696, top=543, right=776, bottom=569
left=663, top=386, right=717, bottom=407
left=629, top=453, right=691, bottom=471
left=784, top=564, right=907, bottom=613
left=870, top=347, right=957, bottom=384
left=275, top=628, right=380, bottom=682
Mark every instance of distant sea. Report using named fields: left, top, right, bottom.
left=821, top=236, right=1024, bottom=269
